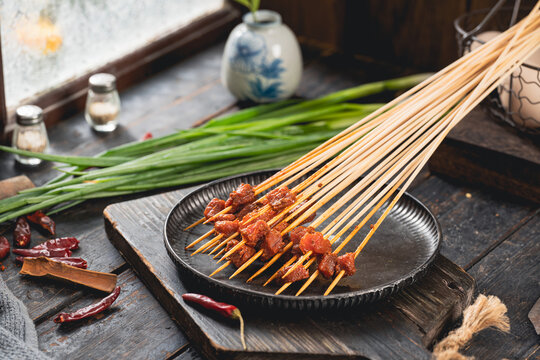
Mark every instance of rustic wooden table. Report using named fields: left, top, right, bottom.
left=0, top=43, right=538, bottom=360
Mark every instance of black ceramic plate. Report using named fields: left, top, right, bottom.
left=164, top=170, right=441, bottom=310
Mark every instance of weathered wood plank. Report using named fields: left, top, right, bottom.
left=463, top=215, right=540, bottom=359
left=429, top=108, right=540, bottom=203
left=175, top=346, right=205, bottom=360
left=103, top=187, right=474, bottom=360
left=36, top=269, right=188, bottom=360
left=426, top=186, right=534, bottom=268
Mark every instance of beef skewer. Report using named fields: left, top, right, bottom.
left=187, top=13, right=540, bottom=295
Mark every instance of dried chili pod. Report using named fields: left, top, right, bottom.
left=13, top=248, right=71, bottom=258
left=16, top=256, right=87, bottom=269
left=27, top=210, right=56, bottom=236
left=54, top=286, right=121, bottom=323
left=32, top=237, right=79, bottom=251
left=182, top=293, right=246, bottom=350
left=14, top=217, right=31, bottom=248
left=0, top=236, right=10, bottom=260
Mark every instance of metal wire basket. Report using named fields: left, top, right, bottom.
left=454, top=0, right=540, bottom=135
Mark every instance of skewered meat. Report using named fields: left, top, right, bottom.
left=289, top=226, right=315, bottom=244
left=242, top=208, right=276, bottom=225
left=318, top=252, right=338, bottom=278
left=299, top=231, right=331, bottom=255
left=335, top=253, right=356, bottom=276
left=225, top=183, right=256, bottom=211
left=204, top=198, right=225, bottom=220
left=212, top=214, right=236, bottom=222
left=261, top=229, right=285, bottom=260
left=273, top=221, right=289, bottom=233
left=240, top=220, right=269, bottom=247
left=214, top=220, right=240, bottom=237
left=225, top=240, right=256, bottom=268
left=290, top=226, right=316, bottom=255
left=236, top=198, right=268, bottom=220
left=276, top=265, right=309, bottom=284
left=287, top=199, right=316, bottom=225
left=266, top=186, right=296, bottom=211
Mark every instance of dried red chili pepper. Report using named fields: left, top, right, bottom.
left=141, top=132, right=153, bottom=141
left=32, top=237, right=79, bottom=251
left=54, top=286, right=121, bottom=323
left=14, top=217, right=31, bottom=248
left=182, top=293, right=246, bottom=350
left=16, top=256, right=87, bottom=269
left=13, top=248, right=71, bottom=258
left=27, top=210, right=56, bottom=236
left=0, top=236, right=9, bottom=260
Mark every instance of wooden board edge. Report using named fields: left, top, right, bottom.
left=429, top=140, right=540, bottom=203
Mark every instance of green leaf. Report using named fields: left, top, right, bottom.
left=232, top=0, right=251, bottom=10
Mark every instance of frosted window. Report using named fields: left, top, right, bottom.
left=0, top=0, right=225, bottom=108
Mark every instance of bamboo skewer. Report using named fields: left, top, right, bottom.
left=284, top=24, right=540, bottom=292
left=323, top=22, right=540, bottom=296
left=216, top=51, right=506, bottom=279
left=185, top=9, right=540, bottom=294
left=185, top=229, right=214, bottom=249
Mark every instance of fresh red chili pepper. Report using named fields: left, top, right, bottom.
left=0, top=236, right=10, bottom=259
left=54, top=286, right=121, bottom=323
left=14, top=217, right=31, bottom=248
left=182, top=293, right=246, bottom=350
left=16, top=256, right=87, bottom=269
left=13, top=248, right=71, bottom=258
left=141, top=132, right=153, bottom=141
left=27, top=210, right=56, bottom=236
left=32, top=237, right=79, bottom=251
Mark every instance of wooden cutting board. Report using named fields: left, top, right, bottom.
left=104, top=187, right=475, bottom=360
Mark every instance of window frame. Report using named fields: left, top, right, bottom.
left=0, top=3, right=239, bottom=141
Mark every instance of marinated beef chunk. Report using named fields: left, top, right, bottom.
left=261, top=229, right=285, bottom=260
left=287, top=199, right=316, bottom=225
left=204, top=198, right=226, bottom=220
left=299, top=232, right=331, bottom=255
left=291, top=243, right=302, bottom=255
left=225, top=240, right=256, bottom=268
left=225, top=183, right=256, bottom=211
left=289, top=226, right=316, bottom=245
left=236, top=202, right=261, bottom=220
left=240, top=220, right=270, bottom=247
left=242, top=208, right=276, bottom=225
left=335, top=252, right=356, bottom=276
left=318, top=252, right=338, bottom=278
left=276, top=265, right=309, bottom=284
left=273, top=221, right=289, bottom=234
left=212, top=214, right=236, bottom=222
left=266, top=186, right=296, bottom=211
left=214, top=220, right=240, bottom=237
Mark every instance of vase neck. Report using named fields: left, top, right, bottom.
left=243, top=10, right=282, bottom=29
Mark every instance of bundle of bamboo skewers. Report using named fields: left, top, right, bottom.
left=184, top=4, right=540, bottom=296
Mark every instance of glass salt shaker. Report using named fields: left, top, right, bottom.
left=85, top=73, right=121, bottom=132
left=12, top=105, right=49, bottom=166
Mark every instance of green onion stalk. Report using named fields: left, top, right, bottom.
left=0, top=74, right=430, bottom=223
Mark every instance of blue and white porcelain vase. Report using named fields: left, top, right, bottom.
left=221, top=10, right=302, bottom=103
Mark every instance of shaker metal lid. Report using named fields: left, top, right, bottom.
left=88, top=73, right=117, bottom=93
left=16, top=105, right=43, bottom=125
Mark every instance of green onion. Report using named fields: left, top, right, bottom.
left=0, top=74, right=430, bottom=223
